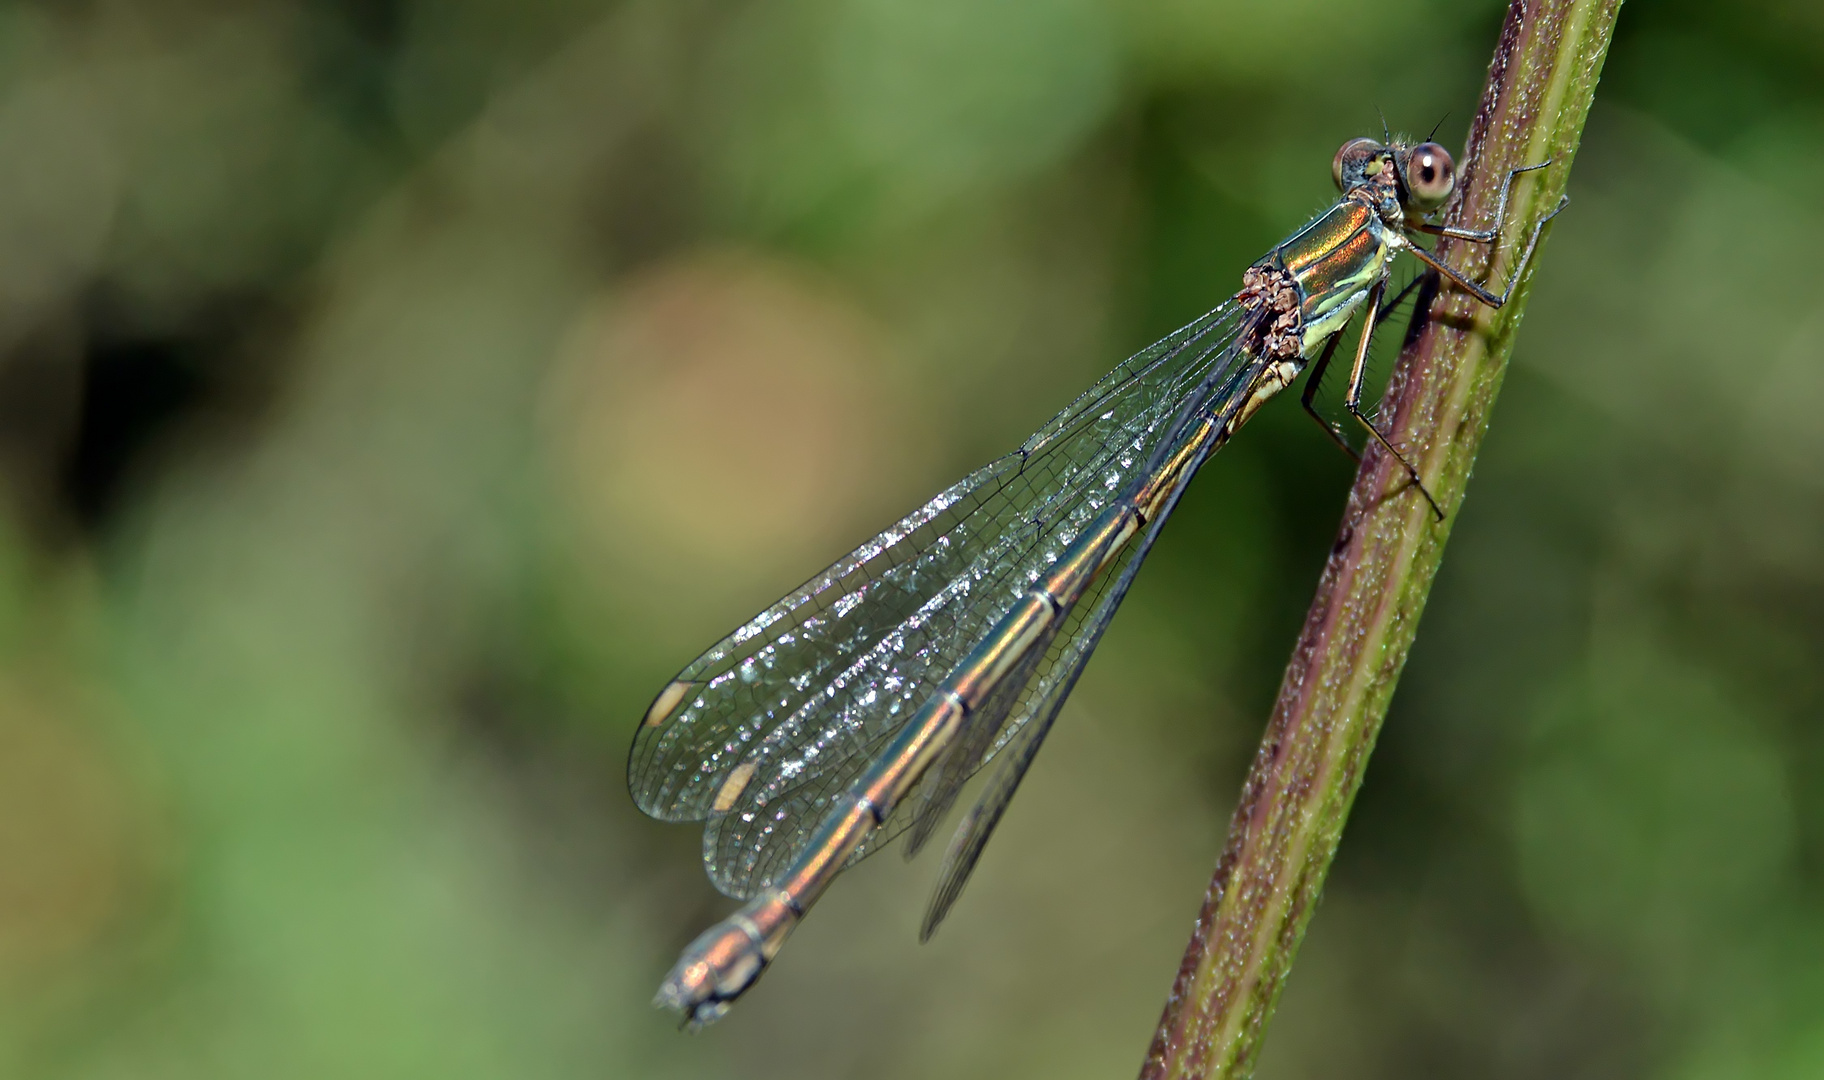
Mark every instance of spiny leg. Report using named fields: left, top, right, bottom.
left=1301, top=271, right=1434, bottom=460
left=1342, top=278, right=1444, bottom=521
left=1299, top=329, right=1356, bottom=460
left=1417, top=159, right=1552, bottom=243
left=1408, top=193, right=1568, bottom=309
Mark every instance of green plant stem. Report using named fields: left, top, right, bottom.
left=1137, top=2, right=1623, bottom=1077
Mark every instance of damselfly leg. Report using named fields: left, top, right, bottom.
left=1300, top=158, right=1567, bottom=520
left=1416, top=159, right=1553, bottom=243
left=1299, top=270, right=1432, bottom=462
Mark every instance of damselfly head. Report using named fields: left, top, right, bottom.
left=1399, top=141, right=1456, bottom=211
left=1335, top=135, right=1459, bottom=216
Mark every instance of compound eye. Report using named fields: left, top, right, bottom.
left=1331, top=137, right=1382, bottom=191
left=1403, top=142, right=1456, bottom=209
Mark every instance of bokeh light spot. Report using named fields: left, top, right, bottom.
left=545, top=250, right=908, bottom=615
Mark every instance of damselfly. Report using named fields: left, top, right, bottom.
left=631, top=134, right=1565, bottom=1026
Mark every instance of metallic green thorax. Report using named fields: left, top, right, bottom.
left=1256, top=198, right=1392, bottom=357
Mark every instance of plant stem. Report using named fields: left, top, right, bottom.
left=1137, top=2, right=1624, bottom=1077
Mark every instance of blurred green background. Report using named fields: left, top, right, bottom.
left=0, top=0, right=1819, bottom=1077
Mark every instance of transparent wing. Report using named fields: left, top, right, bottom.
left=629, top=300, right=1248, bottom=900
left=915, top=384, right=1235, bottom=938
left=892, top=348, right=1262, bottom=863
